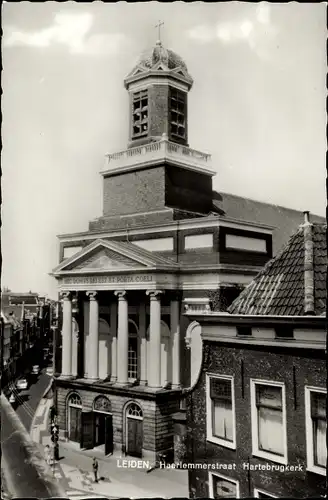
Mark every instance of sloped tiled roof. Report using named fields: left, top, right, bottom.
left=228, top=223, right=326, bottom=316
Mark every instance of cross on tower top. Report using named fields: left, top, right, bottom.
left=155, top=20, right=164, bottom=44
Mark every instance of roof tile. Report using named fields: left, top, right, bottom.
left=228, top=223, right=327, bottom=317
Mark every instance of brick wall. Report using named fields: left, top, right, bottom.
left=103, top=167, right=166, bottom=217
left=165, top=166, right=212, bottom=215
left=149, top=85, right=170, bottom=139
left=187, top=342, right=327, bottom=498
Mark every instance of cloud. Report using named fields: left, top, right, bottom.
left=3, top=11, right=125, bottom=56
left=187, top=3, right=275, bottom=59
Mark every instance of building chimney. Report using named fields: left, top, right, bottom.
left=303, top=211, right=314, bottom=315
left=303, top=211, right=310, bottom=224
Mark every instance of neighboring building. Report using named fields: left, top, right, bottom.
left=184, top=214, right=327, bottom=498
left=50, top=39, right=324, bottom=462
left=0, top=291, right=52, bottom=384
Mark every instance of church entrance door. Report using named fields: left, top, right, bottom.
left=126, top=403, right=143, bottom=458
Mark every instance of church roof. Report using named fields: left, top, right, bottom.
left=137, top=41, right=188, bottom=72
left=228, top=220, right=327, bottom=316
left=213, top=191, right=325, bottom=254
left=125, top=41, right=193, bottom=88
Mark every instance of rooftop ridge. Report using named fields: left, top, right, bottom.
left=217, top=190, right=325, bottom=219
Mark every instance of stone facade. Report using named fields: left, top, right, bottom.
left=56, top=381, right=180, bottom=461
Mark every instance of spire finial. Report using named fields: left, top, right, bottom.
left=155, top=20, right=164, bottom=44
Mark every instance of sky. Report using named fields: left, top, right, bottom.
left=2, top=1, right=326, bottom=299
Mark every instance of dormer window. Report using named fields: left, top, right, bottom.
left=132, top=90, right=148, bottom=138
left=169, top=87, right=186, bottom=140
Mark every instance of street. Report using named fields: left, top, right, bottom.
left=12, top=369, right=51, bottom=431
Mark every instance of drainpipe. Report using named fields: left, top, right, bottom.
left=303, top=211, right=315, bottom=315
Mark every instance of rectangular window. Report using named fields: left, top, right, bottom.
left=254, top=489, right=277, bottom=498
left=170, top=88, right=186, bottom=139
left=132, top=90, right=148, bottom=138
left=184, top=233, right=213, bottom=250
left=305, top=386, right=327, bottom=475
left=206, top=375, right=236, bottom=449
left=128, top=336, right=138, bottom=379
left=209, top=472, right=239, bottom=499
left=225, top=234, right=267, bottom=253
left=251, top=380, right=287, bottom=464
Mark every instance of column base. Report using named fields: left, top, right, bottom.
left=139, top=379, right=148, bottom=386
left=110, top=376, right=118, bottom=383
left=58, top=374, right=74, bottom=380
left=171, top=383, right=182, bottom=389
left=114, top=381, right=129, bottom=387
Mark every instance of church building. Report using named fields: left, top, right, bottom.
left=51, top=38, right=323, bottom=462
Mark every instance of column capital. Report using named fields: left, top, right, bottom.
left=86, top=291, right=98, bottom=301
left=146, top=290, right=164, bottom=300
left=114, top=290, right=127, bottom=300
left=61, top=291, right=71, bottom=301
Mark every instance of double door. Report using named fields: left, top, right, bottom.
left=80, top=411, right=113, bottom=455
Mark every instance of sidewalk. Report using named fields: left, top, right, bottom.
left=32, top=396, right=189, bottom=499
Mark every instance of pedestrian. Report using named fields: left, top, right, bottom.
left=92, top=457, right=99, bottom=483
left=44, top=445, right=51, bottom=466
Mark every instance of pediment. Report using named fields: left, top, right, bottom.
left=59, top=247, right=146, bottom=273
left=52, top=239, right=179, bottom=276
left=73, top=248, right=142, bottom=271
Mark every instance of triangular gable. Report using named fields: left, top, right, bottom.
left=171, top=66, right=189, bottom=78
left=52, top=239, right=178, bottom=275
left=152, top=60, right=170, bottom=72
left=126, top=65, right=149, bottom=79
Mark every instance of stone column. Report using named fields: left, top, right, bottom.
left=114, top=291, right=128, bottom=385
left=139, top=299, right=147, bottom=385
left=61, top=292, right=72, bottom=377
left=110, top=301, right=118, bottom=383
left=171, top=295, right=181, bottom=388
left=86, top=291, right=99, bottom=380
left=146, top=290, right=163, bottom=388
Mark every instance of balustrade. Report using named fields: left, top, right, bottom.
left=104, top=136, right=212, bottom=170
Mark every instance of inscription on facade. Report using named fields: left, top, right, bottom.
left=62, top=274, right=153, bottom=285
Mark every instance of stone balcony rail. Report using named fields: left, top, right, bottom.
left=102, top=135, right=214, bottom=176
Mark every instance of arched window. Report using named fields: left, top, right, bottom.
left=93, top=395, right=111, bottom=414
left=68, top=393, right=82, bottom=407
left=128, top=320, right=138, bottom=380
left=127, top=403, right=143, bottom=419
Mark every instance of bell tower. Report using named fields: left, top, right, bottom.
left=94, top=33, right=216, bottom=231
left=124, top=34, right=193, bottom=149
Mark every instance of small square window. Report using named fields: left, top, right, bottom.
left=237, top=326, right=252, bottom=336
left=209, top=472, right=239, bottom=499
left=275, top=327, right=293, bottom=339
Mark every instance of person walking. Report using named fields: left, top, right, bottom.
left=44, top=445, right=51, bottom=466
left=92, top=457, right=99, bottom=483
